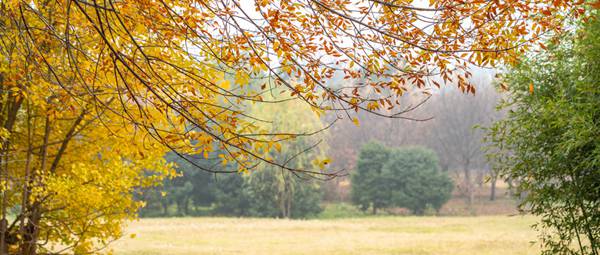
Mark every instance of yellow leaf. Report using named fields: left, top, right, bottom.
left=352, top=117, right=360, bottom=127
left=316, top=158, right=332, bottom=169
left=220, top=80, right=231, bottom=90
left=274, top=142, right=282, bottom=152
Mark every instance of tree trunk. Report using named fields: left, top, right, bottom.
left=21, top=208, right=41, bottom=255
left=162, top=201, right=169, bottom=216
left=0, top=218, right=6, bottom=255
left=464, top=160, right=473, bottom=206
left=507, top=178, right=514, bottom=197
left=372, top=206, right=377, bottom=215
left=20, top=116, right=51, bottom=255
left=184, top=198, right=190, bottom=216
left=286, top=196, right=293, bottom=218
left=490, top=174, right=497, bottom=201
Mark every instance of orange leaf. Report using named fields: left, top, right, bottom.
left=529, top=83, right=534, bottom=95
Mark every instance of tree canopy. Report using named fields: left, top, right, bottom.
left=486, top=10, right=600, bottom=255
left=383, top=147, right=453, bottom=215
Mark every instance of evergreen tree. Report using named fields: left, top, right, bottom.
left=351, top=141, right=392, bottom=214
left=351, top=143, right=453, bottom=215
left=383, top=147, right=453, bottom=215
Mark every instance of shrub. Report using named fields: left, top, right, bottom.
left=383, top=147, right=453, bottom=215
left=351, top=142, right=453, bottom=215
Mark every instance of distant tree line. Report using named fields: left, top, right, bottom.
left=139, top=94, right=328, bottom=219
left=139, top=152, right=323, bottom=219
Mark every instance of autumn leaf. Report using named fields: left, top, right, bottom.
left=529, top=83, right=535, bottom=95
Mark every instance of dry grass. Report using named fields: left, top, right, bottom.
left=109, top=216, right=540, bottom=255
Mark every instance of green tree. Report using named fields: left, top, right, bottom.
left=351, top=143, right=453, bottom=215
left=139, top=153, right=219, bottom=217
left=209, top=92, right=326, bottom=219
left=351, top=141, right=392, bottom=214
left=244, top=169, right=323, bottom=218
left=241, top=92, right=326, bottom=218
left=212, top=173, right=253, bottom=217
left=383, top=147, right=453, bottom=215
left=486, top=12, right=600, bottom=255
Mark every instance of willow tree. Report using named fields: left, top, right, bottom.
left=0, top=0, right=584, bottom=253
left=246, top=88, right=329, bottom=218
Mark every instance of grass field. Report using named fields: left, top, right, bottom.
left=110, top=216, right=540, bottom=255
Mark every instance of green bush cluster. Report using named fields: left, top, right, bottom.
left=351, top=142, right=453, bottom=215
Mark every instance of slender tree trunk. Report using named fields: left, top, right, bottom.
left=184, top=198, right=190, bottom=216
left=507, top=178, right=514, bottom=197
left=464, top=160, right=473, bottom=206
left=0, top=219, right=6, bottom=255
left=19, top=102, right=34, bottom=252
left=490, top=174, right=497, bottom=201
left=21, top=116, right=51, bottom=255
left=162, top=201, right=169, bottom=216
left=286, top=193, right=292, bottom=219
left=21, top=206, right=41, bottom=255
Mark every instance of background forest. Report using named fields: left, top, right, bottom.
left=139, top=72, right=507, bottom=219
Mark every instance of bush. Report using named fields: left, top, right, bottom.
left=351, top=142, right=453, bottom=215
left=318, top=203, right=368, bottom=219
left=383, top=147, right=453, bottom=215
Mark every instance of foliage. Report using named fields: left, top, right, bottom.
left=142, top=95, right=326, bottom=219
left=383, top=147, right=454, bottom=215
left=212, top=174, right=254, bottom=217
left=242, top=168, right=323, bottom=218
left=351, top=142, right=453, bottom=215
left=139, top=153, right=218, bottom=217
left=351, top=141, right=392, bottom=213
left=244, top=93, right=327, bottom=218
left=317, top=203, right=368, bottom=219
left=486, top=12, right=600, bottom=254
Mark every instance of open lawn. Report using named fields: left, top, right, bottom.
left=110, top=216, right=540, bottom=255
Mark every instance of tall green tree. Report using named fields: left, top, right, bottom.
left=351, top=141, right=392, bottom=214
left=350, top=141, right=390, bottom=214
left=383, top=147, right=453, bottom=215
left=487, top=12, right=600, bottom=255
